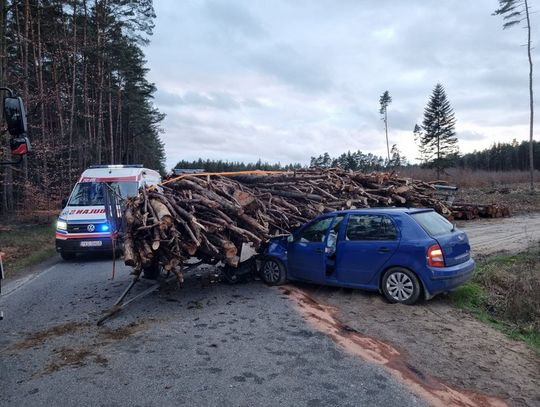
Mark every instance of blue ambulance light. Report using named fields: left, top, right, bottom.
left=98, top=223, right=110, bottom=232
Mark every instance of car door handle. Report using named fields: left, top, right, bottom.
left=315, top=248, right=324, bottom=253
left=377, top=247, right=391, bottom=253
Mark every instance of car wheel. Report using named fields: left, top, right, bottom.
left=261, top=258, right=287, bottom=286
left=381, top=267, right=421, bottom=305
left=60, top=252, right=76, bottom=261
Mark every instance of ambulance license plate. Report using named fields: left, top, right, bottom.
left=80, top=241, right=102, bottom=247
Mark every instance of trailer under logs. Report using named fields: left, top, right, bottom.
left=121, top=169, right=509, bottom=284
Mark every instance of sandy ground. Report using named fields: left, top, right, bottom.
left=291, top=213, right=540, bottom=407
left=458, top=213, right=540, bottom=257
left=298, top=285, right=538, bottom=407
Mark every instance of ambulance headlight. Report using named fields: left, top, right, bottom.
left=56, top=220, right=67, bottom=230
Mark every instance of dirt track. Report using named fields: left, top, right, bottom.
left=299, top=213, right=540, bottom=407
left=458, top=213, right=540, bottom=256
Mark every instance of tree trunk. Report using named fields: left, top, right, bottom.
left=525, top=0, right=535, bottom=191
left=69, top=0, right=78, bottom=184
left=108, top=73, right=114, bottom=164
left=384, top=109, right=390, bottom=164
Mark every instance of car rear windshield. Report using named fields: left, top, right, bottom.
left=410, top=211, right=453, bottom=236
left=68, top=181, right=138, bottom=206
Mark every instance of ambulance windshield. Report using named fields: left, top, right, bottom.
left=68, top=181, right=138, bottom=206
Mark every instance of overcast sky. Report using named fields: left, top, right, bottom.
left=144, top=0, right=538, bottom=170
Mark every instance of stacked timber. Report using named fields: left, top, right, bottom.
left=451, top=203, right=510, bottom=220
left=122, top=169, right=453, bottom=279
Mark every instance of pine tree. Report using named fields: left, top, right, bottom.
left=389, top=144, right=406, bottom=168
left=416, top=83, right=459, bottom=178
left=379, top=90, right=392, bottom=164
left=493, top=0, right=535, bottom=191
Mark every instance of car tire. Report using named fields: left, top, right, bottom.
left=60, top=252, right=76, bottom=261
left=381, top=267, right=421, bottom=305
left=261, top=258, right=287, bottom=286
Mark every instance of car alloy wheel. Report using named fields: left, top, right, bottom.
left=382, top=267, right=421, bottom=304
left=261, top=258, right=287, bottom=286
left=263, top=260, right=281, bottom=283
left=386, top=272, right=414, bottom=302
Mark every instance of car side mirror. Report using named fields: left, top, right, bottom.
left=3, top=96, right=28, bottom=136
left=61, top=197, right=68, bottom=208
left=287, top=234, right=294, bottom=243
left=10, top=136, right=31, bottom=156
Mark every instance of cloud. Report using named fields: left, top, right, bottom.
left=245, top=43, right=333, bottom=93
left=146, top=0, right=540, bottom=170
left=203, top=0, right=266, bottom=40
left=458, top=130, right=487, bottom=141
left=156, top=90, right=264, bottom=110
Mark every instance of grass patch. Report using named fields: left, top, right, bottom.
left=0, top=220, right=56, bottom=277
left=450, top=248, right=540, bottom=352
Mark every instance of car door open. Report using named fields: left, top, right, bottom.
left=287, top=216, right=335, bottom=283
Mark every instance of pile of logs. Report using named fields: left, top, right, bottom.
left=122, top=169, right=462, bottom=279
left=450, top=203, right=511, bottom=220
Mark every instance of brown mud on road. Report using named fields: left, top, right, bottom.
left=282, top=285, right=539, bottom=407
left=3, top=319, right=153, bottom=377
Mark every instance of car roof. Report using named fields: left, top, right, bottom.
left=79, top=167, right=161, bottom=182
left=324, top=207, right=434, bottom=216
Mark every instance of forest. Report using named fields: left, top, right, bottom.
left=0, top=0, right=165, bottom=215
left=457, top=140, right=540, bottom=172
left=176, top=140, right=540, bottom=173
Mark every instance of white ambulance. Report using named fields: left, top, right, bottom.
left=55, top=165, right=161, bottom=260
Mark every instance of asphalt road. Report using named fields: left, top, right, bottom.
left=0, top=256, right=424, bottom=407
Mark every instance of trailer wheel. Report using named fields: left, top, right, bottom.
left=222, top=265, right=239, bottom=284
left=261, top=258, right=287, bottom=286
left=143, top=261, right=161, bottom=280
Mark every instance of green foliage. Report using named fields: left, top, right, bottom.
left=0, top=222, right=56, bottom=277
left=415, top=83, right=459, bottom=177
left=388, top=144, right=406, bottom=168
left=450, top=282, right=486, bottom=310
left=379, top=90, right=392, bottom=115
left=310, top=150, right=387, bottom=170
left=450, top=249, right=540, bottom=351
left=174, top=158, right=303, bottom=172
left=379, top=90, right=392, bottom=163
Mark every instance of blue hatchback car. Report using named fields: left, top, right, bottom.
left=260, top=208, right=475, bottom=304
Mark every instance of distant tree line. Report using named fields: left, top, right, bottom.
left=176, top=140, right=538, bottom=175
left=457, top=140, right=540, bottom=172
left=1, top=0, right=164, bottom=215
left=174, top=158, right=303, bottom=172
left=310, top=147, right=406, bottom=170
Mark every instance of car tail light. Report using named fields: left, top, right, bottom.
left=427, top=244, right=445, bottom=267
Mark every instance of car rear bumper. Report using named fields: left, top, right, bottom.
left=424, top=258, right=475, bottom=298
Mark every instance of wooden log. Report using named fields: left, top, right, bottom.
left=123, top=233, right=138, bottom=267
